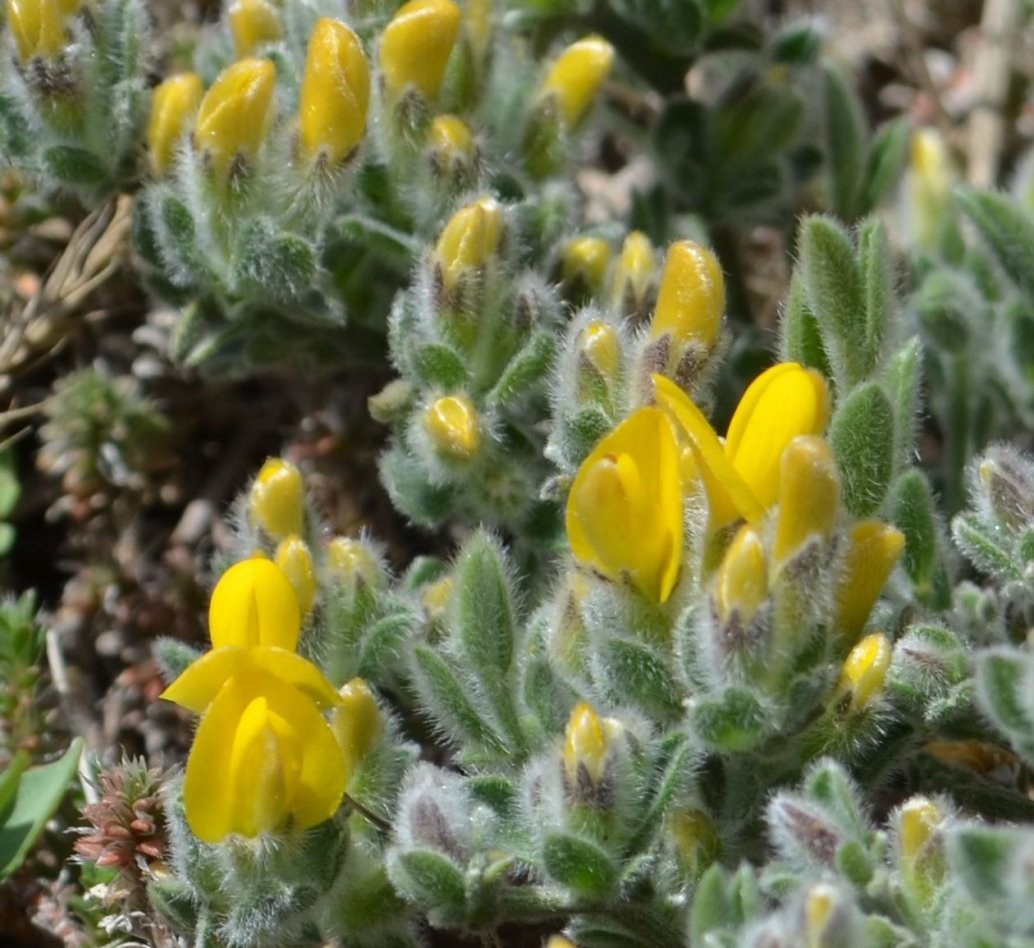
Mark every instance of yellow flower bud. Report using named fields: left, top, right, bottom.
left=566, top=407, right=683, bottom=604
left=428, top=113, right=474, bottom=159
left=714, top=525, right=768, bottom=624
left=194, top=57, right=277, bottom=179
left=298, top=18, right=370, bottom=168
left=909, top=127, right=955, bottom=251
left=562, top=236, right=611, bottom=295
left=434, top=196, right=504, bottom=294
left=332, top=677, right=382, bottom=777
left=464, top=0, right=492, bottom=65
left=545, top=939, right=575, bottom=948
left=421, top=575, right=453, bottom=617
left=426, top=114, right=476, bottom=184
left=563, top=701, right=608, bottom=789
left=610, top=230, right=655, bottom=312
left=209, top=557, right=302, bottom=651
left=248, top=457, right=305, bottom=540
left=147, top=73, right=203, bottom=177
left=670, top=808, right=719, bottom=878
left=579, top=321, right=620, bottom=379
left=650, top=240, right=725, bottom=354
left=833, top=520, right=905, bottom=638
left=275, top=535, right=317, bottom=616
left=56, top=0, right=79, bottom=13
left=540, top=35, right=614, bottom=125
left=6, top=0, right=66, bottom=62
left=772, top=436, right=840, bottom=566
left=423, top=394, right=481, bottom=460
left=654, top=363, right=830, bottom=531
left=228, top=0, right=281, bottom=58
left=805, top=883, right=839, bottom=948
left=840, top=631, right=891, bottom=710
left=379, top=0, right=461, bottom=105
left=181, top=666, right=346, bottom=842
left=899, top=797, right=940, bottom=864
left=326, top=536, right=384, bottom=591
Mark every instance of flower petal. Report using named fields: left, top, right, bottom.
left=160, top=646, right=246, bottom=714
left=724, top=363, right=830, bottom=509
left=652, top=374, right=764, bottom=527
left=209, top=558, right=301, bottom=651
left=246, top=647, right=343, bottom=710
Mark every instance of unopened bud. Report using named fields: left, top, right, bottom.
left=6, top=0, right=66, bottom=63
left=147, top=73, right=203, bottom=177
left=297, top=18, right=369, bottom=170
left=379, top=0, right=461, bottom=105
left=434, top=196, right=504, bottom=294
left=562, top=236, right=611, bottom=297
left=248, top=458, right=305, bottom=540
left=833, top=521, right=905, bottom=638
left=610, top=230, right=655, bottom=314
left=423, top=395, right=481, bottom=460
left=326, top=536, right=384, bottom=592
left=650, top=240, right=725, bottom=358
left=427, top=113, right=476, bottom=183
left=840, top=632, right=891, bottom=710
left=899, top=796, right=940, bottom=864
left=670, top=808, right=719, bottom=879
left=977, top=447, right=1034, bottom=533
left=714, top=525, right=768, bottom=624
left=195, top=58, right=277, bottom=179
left=275, top=535, right=317, bottom=616
left=539, top=35, right=614, bottom=126
left=228, top=0, right=281, bottom=58
left=332, top=678, right=382, bottom=777
left=563, top=701, right=608, bottom=792
left=579, top=321, right=620, bottom=380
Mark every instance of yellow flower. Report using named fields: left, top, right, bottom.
left=563, top=701, right=608, bottom=789
left=540, top=35, right=614, bottom=126
left=275, top=535, right=317, bottom=616
left=331, top=677, right=382, bottom=776
left=772, top=436, right=840, bottom=566
left=298, top=18, right=370, bottom=168
left=194, top=57, right=277, bottom=179
left=562, top=237, right=611, bottom=294
left=433, top=196, right=504, bottom=294
left=840, top=631, right=891, bottom=710
left=833, top=520, right=905, bottom=638
left=379, top=0, right=461, bottom=105
left=6, top=0, right=65, bottom=62
left=649, top=240, right=725, bottom=355
left=162, top=559, right=338, bottom=715
left=248, top=457, right=305, bottom=540
left=180, top=666, right=346, bottom=842
left=228, top=0, right=281, bottom=59
left=423, top=394, right=481, bottom=460
left=610, top=230, right=655, bottom=312
left=714, top=525, right=768, bottom=624
left=653, top=362, right=830, bottom=530
left=147, top=73, right=203, bottom=177
left=566, top=406, right=683, bottom=604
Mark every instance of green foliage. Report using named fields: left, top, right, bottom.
left=0, top=738, right=83, bottom=880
